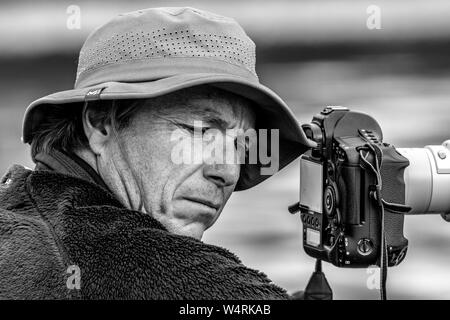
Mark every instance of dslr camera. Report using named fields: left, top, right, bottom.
left=295, top=106, right=450, bottom=268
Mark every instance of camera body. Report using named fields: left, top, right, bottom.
left=299, top=107, right=409, bottom=268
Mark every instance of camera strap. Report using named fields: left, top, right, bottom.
left=358, top=135, right=412, bottom=300
left=358, top=142, right=388, bottom=300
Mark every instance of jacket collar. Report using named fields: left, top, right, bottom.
left=34, top=149, right=111, bottom=192
left=0, top=163, right=124, bottom=219
left=25, top=167, right=168, bottom=232
left=0, top=163, right=167, bottom=237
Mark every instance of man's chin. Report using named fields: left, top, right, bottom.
left=164, top=220, right=206, bottom=240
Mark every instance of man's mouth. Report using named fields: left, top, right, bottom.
left=182, top=197, right=221, bottom=210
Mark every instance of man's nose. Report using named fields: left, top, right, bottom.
left=202, top=163, right=240, bottom=188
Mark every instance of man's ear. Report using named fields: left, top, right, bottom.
left=82, top=108, right=112, bottom=155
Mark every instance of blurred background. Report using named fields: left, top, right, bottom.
left=2, top=0, right=450, bottom=299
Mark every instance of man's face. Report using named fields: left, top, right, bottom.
left=99, top=88, right=255, bottom=240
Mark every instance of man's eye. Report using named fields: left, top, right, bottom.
left=180, top=124, right=208, bottom=135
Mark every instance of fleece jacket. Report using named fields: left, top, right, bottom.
left=0, top=162, right=289, bottom=299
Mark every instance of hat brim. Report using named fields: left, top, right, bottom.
left=23, top=73, right=314, bottom=190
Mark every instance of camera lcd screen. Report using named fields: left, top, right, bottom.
left=306, top=228, right=321, bottom=247
left=299, top=157, right=323, bottom=214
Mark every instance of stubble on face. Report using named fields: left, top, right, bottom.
left=103, top=86, right=256, bottom=239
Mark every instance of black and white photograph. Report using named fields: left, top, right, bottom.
left=1, top=0, right=450, bottom=308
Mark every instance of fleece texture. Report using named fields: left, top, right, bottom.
left=0, top=164, right=289, bottom=300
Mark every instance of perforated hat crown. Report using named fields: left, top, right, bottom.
left=23, top=7, right=313, bottom=190
left=76, top=7, right=258, bottom=88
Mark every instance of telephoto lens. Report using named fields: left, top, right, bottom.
left=397, top=140, right=450, bottom=215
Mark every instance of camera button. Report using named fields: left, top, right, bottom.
left=357, top=238, right=374, bottom=256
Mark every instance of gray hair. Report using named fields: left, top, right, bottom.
left=30, top=99, right=143, bottom=160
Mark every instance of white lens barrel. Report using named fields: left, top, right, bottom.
left=397, top=144, right=450, bottom=214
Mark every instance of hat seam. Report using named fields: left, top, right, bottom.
left=76, top=56, right=258, bottom=88
left=30, top=74, right=257, bottom=104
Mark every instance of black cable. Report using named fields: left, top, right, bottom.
left=371, top=143, right=388, bottom=301
left=359, top=146, right=388, bottom=300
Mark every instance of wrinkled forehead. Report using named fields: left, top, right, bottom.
left=142, top=86, right=257, bottom=130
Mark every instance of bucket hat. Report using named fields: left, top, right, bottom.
left=22, top=7, right=314, bottom=190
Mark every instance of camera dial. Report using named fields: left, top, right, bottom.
left=324, top=186, right=336, bottom=217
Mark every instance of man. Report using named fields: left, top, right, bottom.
left=0, top=7, right=313, bottom=299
